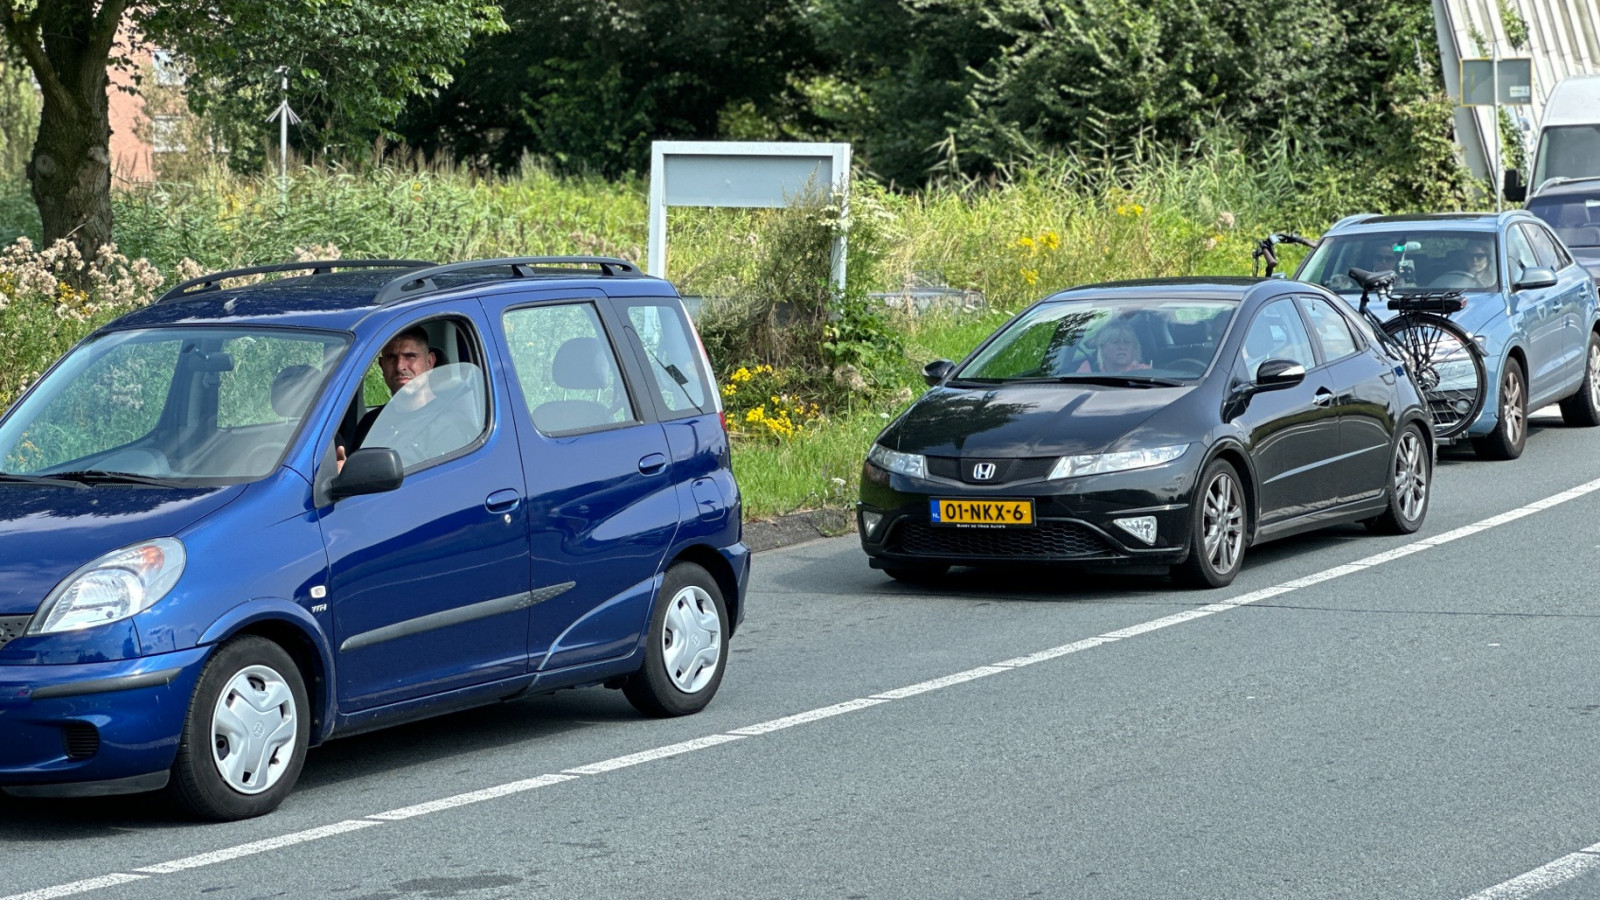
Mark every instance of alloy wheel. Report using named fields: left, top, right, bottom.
left=1201, top=470, right=1245, bottom=575
left=1501, top=367, right=1525, bottom=447
left=1393, top=429, right=1428, bottom=522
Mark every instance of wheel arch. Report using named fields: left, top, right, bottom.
left=198, top=603, right=335, bottom=746
left=668, top=544, right=742, bottom=636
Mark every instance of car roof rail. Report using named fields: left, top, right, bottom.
left=157, top=259, right=437, bottom=304
left=373, top=256, right=643, bottom=307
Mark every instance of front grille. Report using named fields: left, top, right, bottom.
left=892, top=520, right=1118, bottom=559
left=62, top=723, right=100, bottom=760
left=0, top=615, right=29, bottom=652
left=926, top=456, right=1057, bottom=485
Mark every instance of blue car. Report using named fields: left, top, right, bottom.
left=0, top=257, right=748, bottom=819
left=1295, top=212, right=1600, bottom=459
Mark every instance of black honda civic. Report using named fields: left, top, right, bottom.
left=858, top=278, right=1434, bottom=588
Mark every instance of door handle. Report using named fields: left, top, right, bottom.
left=485, top=489, right=520, bottom=513
left=638, top=453, right=668, bottom=475
left=1312, top=388, right=1335, bottom=408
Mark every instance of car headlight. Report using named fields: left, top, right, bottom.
left=1049, top=444, right=1190, bottom=480
left=866, top=443, right=927, bottom=480
left=28, top=539, right=186, bottom=635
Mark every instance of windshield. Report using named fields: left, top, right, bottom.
left=1528, top=194, right=1600, bottom=249
left=956, top=298, right=1235, bottom=383
left=0, top=327, right=348, bottom=484
left=1297, top=232, right=1500, bottom=292
left=1532, top=124, right=1600, bottom=187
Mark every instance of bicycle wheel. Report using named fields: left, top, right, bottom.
left=1380, top=313, right=1486, bottom=441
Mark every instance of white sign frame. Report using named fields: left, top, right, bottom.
left=648, top=141, right=852, bottom=292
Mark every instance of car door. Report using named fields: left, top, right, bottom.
left=1233, top=297, right=1342, bottom=524
left=492, top=291, right=681, bottom=674
left=1523, top=221, right=1590, bottom=390
left=1506, top=224, right=1565, bottom=402
left=1296, top=294, right=1394, bottom=504
left=319, top=309, right=533, bottom=713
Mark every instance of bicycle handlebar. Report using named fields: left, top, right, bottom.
left=1252, top=232, right=1319, bottom=276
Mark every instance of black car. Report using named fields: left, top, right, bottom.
left=1525, top=176, right=1600, bottom=278
left=857, top=278, right=1433, bottom=588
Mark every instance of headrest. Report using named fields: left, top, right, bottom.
left=552, top=337, right=610, bottom=391
left=270, top=364, right=320, bottom=417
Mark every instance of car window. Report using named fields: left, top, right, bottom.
left=1521, top=222, right=1570, bottom=270
left=624, top=302, right=713, bottom=416
left=1527, top=194, right=1600, bottom=250
left=503, top=303, right=635, bottom=435
left=1297, top=295, right=1359, bottom=361
left=1505, top=226, right=1540, bottom=283
left=1298, top=231, right=1499, bottom=292
left=1241, top=298, right=1316, bottom=376
left=351, top=316, right=488, bottom=471
left=957, top=298, right=1233, bottom=382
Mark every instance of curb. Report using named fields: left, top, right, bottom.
left=743, top=507, right=856, bottom=553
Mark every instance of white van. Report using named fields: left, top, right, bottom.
left=1507, top=74, right=1600, bottom=200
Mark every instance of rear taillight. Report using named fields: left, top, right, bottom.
left=719, top=410, right=729, bottom=433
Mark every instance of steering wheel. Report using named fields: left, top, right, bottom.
left=1166, top=357, right=1208, bottom=377
left=1428, top=271, right=1478, bottom=289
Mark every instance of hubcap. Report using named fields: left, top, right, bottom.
left=1200, top=470, right=1245, bottom=574
left=210, top=665, right=297, bottom=795
left=1587, top=344, right=1600, bottom=408
left=1393, top=430, right=1428, bottom=522
left=661, top=585, right=722, bottom=694
left=1502, top=368, right=1525, bottom=445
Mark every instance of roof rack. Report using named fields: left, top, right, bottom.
left=156, top=259, right=437, bottom=304
left=372, top=256, right=642, bottom=306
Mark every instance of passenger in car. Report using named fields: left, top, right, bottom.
left=1078, top=319, right=1152, bottom=373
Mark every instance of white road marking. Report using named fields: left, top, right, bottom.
left=1459, top=844, right=1600, bottom=899
left=13, top=474, right=1600, bottom=900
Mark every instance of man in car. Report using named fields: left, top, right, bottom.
left=338, top=326, right=480, bottom=469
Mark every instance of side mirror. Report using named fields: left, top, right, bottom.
left=329, top=447, right=404, bottom=500
left=1503, top=168, right=1526, bottom=204
left=1253, top=358, right=1307, bottom=391
left=922, top=359, right=955, bottom=386
left=1513, top=267, right=1558, bottom=291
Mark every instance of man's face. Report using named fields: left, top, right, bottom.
left=378, top=337, right=434, bottom=395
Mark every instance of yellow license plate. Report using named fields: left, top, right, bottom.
left=930, top=498, right=1035, bottom=527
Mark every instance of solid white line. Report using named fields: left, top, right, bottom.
left=994, top=636, right=1119, bottom=667
left=561, top=733, right=746, bottom=774
left=870, top=666, right=1009, bottom=699
left=1460, top=847, right=1600, bottom=899
left=726, top=698, right=890, bottom=736
left=132, top=820, right=381, bottom=874
left=0, top=874, right=147, bottom=900
left=367, top=773, right=579, bottom=820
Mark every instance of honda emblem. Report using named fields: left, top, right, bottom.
left=972, top=462, right=997, bottom=481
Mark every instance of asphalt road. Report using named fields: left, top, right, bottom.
left=6, top=409, right=1600, bottom=900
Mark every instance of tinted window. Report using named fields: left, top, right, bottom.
left=958, top=298, right=1234, bottom=382
left=625, top=302, right=713, bottom=415
left=1298, top=296, right=1359, bottom=360
left=1532, top=124, right=1600, bottom=185
left=1529, top=194, right=1600, bottom=249
left=503, top=303, right=634, bottom=434
left=1241, top=299, right=1315, bottom=375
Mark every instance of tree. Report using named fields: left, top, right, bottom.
left=0, top=0, right=504, bottom=261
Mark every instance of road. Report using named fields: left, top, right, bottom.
left=5, top=409, right=1600, bottom=900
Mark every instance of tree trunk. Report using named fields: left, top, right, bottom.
left=29, top=76, right=113, bottom=261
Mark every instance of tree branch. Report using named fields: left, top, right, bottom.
left=0, top=3, right=68, bottom=111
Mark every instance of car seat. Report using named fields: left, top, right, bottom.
left=531, top=337, right=618, bottom=434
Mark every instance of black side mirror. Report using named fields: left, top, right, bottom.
left=1253, top=358, right=1307, bottom=391
left=329, top=447, right=404, bottom=501
left=1513, top=266, right=1558, bottom=291
left=1504, top=168, right=1526, bottom=204
left=922, top=359, right=955, bottom=386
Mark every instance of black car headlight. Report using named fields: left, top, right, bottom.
left=867, top=443, right=928, bottom=480
left=1048, top=444, right=1190, bottom=480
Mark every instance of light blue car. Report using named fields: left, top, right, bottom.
left=1295, top=212, right=1600, bottom=459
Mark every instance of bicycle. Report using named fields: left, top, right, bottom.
left=1253, top=232, right=1487, bottom=441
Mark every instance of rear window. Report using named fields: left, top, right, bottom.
left=1528, top=195, right=1600, bottom=249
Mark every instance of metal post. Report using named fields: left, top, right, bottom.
left=265, top=66, right=300, bottom=212
left=1492, top=42, right=1502, bottom=212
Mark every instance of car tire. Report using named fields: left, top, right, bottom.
left=1366, top=423, right=1430, bottom=535
left=169, top=636, right=309, bottom=821
left=1473, top=359, right=1528, bottom=460
left=881, top=563, right=950, bottom=584
left=1559, top=332, right=1600, bottom=427
left=1173, top=458, right=1247, bottom=589
left=624, top=562, right=728, bottom=718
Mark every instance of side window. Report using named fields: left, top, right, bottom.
left=502, top=303, right=634, bottom=435
left=625, top=302, right=713, bottom=416
left=351, top=317, right=488, bottom=471
left=1298, top=296, right=1359, bottom=361
left=1506, top=226, right=1540, bottom=281
left=1523, top=223, right=1571, bottom=270
left=1241, top=298, right=1316, bottom=376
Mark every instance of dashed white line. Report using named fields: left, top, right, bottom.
left=10, top=473, right=1600, bottom=900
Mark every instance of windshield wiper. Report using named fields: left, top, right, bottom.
left=46, top=470, right=189, bottom=488
left=0, top=472, right=89, bottom=489
left=1052, top=374, right=1189, bottom=388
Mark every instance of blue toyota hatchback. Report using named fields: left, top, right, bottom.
left=0, top=257, right=748, bottom=819
left=1295, top=212, right=1600, bottom=459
